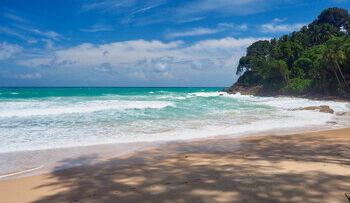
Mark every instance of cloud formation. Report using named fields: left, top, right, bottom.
left=167, top=23, right=248, bottom=39
left=260, top=22, right=305, bottom=33
left=82, top=0, right=297, bottom=25
left=167, top=27, right=220, bottom=38
left=12, top=73, right=42, bottom=80
left=0, top=26, right=26, bottom=39
left=3, top=12, right=25, bottom=22
left=82, top=0, right=167, bottom=24
left=14, top=25, right=61, bottom=40
left=175, top=0, right=297, bottom=21
left=0, top=42, right=23, bottom=61
left=82, top=0, right=137, bottom=12
left=19, top=37, right=264, bottom=80
left=80, top=24, right=113, bottom=32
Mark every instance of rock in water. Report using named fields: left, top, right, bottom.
left=296, top=105, right=334, bottom=114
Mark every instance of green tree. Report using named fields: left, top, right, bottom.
left=230, top=8, right=350, bottom=97
left=314, top=7, right=349, bottom=29
left=324, top=37, right=349, bottom=89
left=246, top=40, right=271, bottom=57
left=271, top=59, right=290, bottom=85
left=344, top=16, right=350, bottom=34
left=292, top=58, right=313, bottom=79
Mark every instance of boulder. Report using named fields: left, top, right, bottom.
left=296, top=105, right=334, bottom=114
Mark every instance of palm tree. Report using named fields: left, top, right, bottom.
left=344, top=17, right=350, bottom=34
left=311, top=26, right=323, bottom=45
left=343, top=36, right=350, bottom=64
left=269, top=59, right=290, bottom=86
left=324, top=38, right=349, bottom=89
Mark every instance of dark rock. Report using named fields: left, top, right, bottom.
left=221, top=84, right=350, bottom=102
left=326, top=121, right=337, bottom=124
left=336, top=112, right=350, bottom=116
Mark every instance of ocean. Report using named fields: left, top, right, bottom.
left=0, top=87, right=349, bottom=178
left=1, top=87, right=350, bottom=153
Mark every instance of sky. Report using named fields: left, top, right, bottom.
left=0, top=0, right=349, bottom=87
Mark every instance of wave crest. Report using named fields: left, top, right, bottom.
left=0, top=100, right=175, bottom=118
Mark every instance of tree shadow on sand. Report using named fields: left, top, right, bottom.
left=32, top=134, right=350, bottom=203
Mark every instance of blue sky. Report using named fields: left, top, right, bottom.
left=0, top=0, right=349, bottom=87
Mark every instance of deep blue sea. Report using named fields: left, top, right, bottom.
left=0, top=87, right=349, bottom=153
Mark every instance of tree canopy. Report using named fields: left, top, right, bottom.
left=234, top=7, right=350, bottom=97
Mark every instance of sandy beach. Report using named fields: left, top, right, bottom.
left=2, top=1, right=350, bottom=203
left=0, top=128, right=349, bottom=203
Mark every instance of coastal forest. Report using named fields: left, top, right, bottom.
left=231, top=8, right=350, bottom=97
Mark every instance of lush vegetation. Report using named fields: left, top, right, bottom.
left=234, top=8, right=350, bottom=97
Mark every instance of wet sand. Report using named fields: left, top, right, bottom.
left=1, top=128, right=350, bottom=203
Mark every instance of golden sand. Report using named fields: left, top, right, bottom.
left=1, top=128, right=350, bottom=203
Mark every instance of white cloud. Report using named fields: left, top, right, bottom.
left=12, top=73, right=42, bottom=80
left=185, top=37, right=259, bottom=50
left=128, top=71, right=147, bottom=80
left=19, top=57, right=54, bottom=67
left=217, top=23, right=234, bottom=28
left=18, top=37, right=265, bottom=80
left=177, top=17, right=204, bottom=24
left=82, top=0, right=166, bottom=25
left=260, top=23, right=305, bottom=33
left=218, top=23, right=248, bottom=31
left=122, top=1, right=166, bottom=24
left=237, top=24, right=248, bottom=31
left=167, top=23, right=248, bottom=38
left=14, top=25, right=61, bottom=40
left=82, top=0, right=137, bottom=12
left=0, top=42, right=23, bottom=61
left=3, top=12, right=25, bottom=22
left=167, top=28, right=219, bottom=38
left=27, top=38, right=38, bottom=44
left=272, top=18, right=286, bottom=23
left=80, top=24, right=113, bottom=32
left=42, top=39, right=54, bottom=49
left=30, top=29, right=60, bottom=40
left=0, top=26, right=26, bottom=39
left=1, top=14, right=60, bottom=47
left=82, top=0, right=295, bottom=25
left=177, top=0, right=293, bottom=18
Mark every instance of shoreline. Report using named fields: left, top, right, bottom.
left=221, top=85, right=350, bottom=102
left=0, top=121, right=347, bottom=181
left=1, top=128, right=350, bottom=202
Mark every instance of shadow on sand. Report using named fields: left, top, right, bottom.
left=32, top=133, right=350, bottom=203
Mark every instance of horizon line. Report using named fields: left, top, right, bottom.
left=0, top=86, right=228, bottom=88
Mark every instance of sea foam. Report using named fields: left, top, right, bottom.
left=0, top=88, right=349, bottom=154
left=0, top=100, right=175, bottom=118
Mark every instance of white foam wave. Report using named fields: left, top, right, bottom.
left=175, top=96, right=188, bottom=100
left=0, top=100, right=175, bottom=118
left=0, top=108, right=337, bottom=153
left=0, top=165, right=43, bottom=179
left=190, top=92, right=221, bottom=97
left=1, top=90, right=349, bottom=154
left=158, top=95, right=193, bottom=100
left=190, top=91, right=350, bottom=113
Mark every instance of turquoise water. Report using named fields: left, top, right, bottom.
left=0, top=87, right=348, bottom=153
